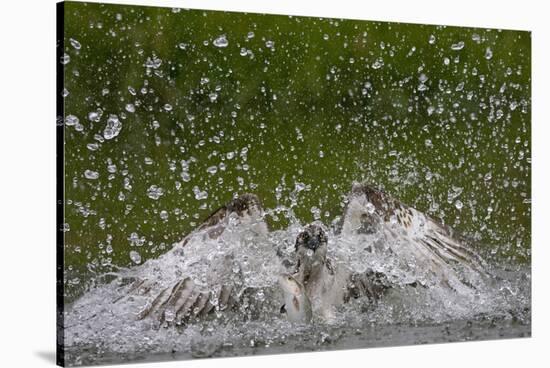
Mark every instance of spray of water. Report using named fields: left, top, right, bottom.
left=63, top=205, right=530, bottom=366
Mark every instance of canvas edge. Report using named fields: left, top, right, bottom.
left=56, top=1, right=66, bottom=367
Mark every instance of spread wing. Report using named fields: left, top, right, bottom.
left=111, top=193, right=281, bottom=327
left=112, top=255, right=280, bottom=327
left=114, top=277, right=271, bottom=327
left=177, top=193, right=268, bottom=248
left=338, top=183, right=488, bottom=293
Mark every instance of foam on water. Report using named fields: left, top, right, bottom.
left=63, top=212, right=530, bottom=366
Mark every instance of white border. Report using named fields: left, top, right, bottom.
left=0, top=1, right=547, bottom=367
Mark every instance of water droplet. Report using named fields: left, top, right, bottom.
left=125, top=103, right=135, bottom=113
left=160, top=210, right=169, bottom=220
left=451, top=41, right=465, bottom=51
left=65, top=115, right=79, bottom=126
left=144, top=55, right=162, bottom=69
left=84, top=169, right=99, bottom=180
left=164, top=104, right=173, bottom=111
left=206, top=166, right=218, bottom=175
left=366, top=202, right=376, bottom=214
left=61, top=53, right=70, bottom=65
left=103, top=114, right=122, bottom=140
left=193, top=186, right=208, bottom=200
left=247, top=31, right=255, bottom=39
left=129, top=250, right=142, bottom=264
left=428, top=35, right=436, bottom=44
left=88, top=110, right=102, bottom=122
left=69, top=38, right=81, bottom=50
left=209, top=92, right=218, bottom=102
left=265, top=40, right=274, bottom=49
left=485, top=47, right=493, bottom=60
left=181, top=171, right=191, bottom=182
left=371, top=58, right=384, bottom=69
left=310, top=206, right=321, bottom=220
left=146, top=185, right=164, bottom=200
left=213, top=34, right=229, bottom=48
left=87, top=143, right=99, bottom=151
left=455, top=200, right=463, bottom=210
left=164, top=308, right=175, bottom=322
left=62, top=88, right=69, bottom=98
left=195, top=191, right=208, bottom=200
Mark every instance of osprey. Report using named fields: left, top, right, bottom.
left=113, top=185, right=488, bottom=326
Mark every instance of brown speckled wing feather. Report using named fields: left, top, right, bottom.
left=341, top=184, right=488, bottom=286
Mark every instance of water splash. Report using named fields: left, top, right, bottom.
left=64, top=210, right=530, bottom=365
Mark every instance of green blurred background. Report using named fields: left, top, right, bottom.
left=62, top=2, right=531, bottom=301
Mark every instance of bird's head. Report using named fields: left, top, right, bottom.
left=294, top=224, right=328, bottom=283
